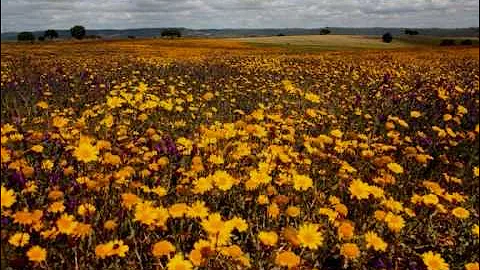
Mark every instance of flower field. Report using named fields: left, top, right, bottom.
left=1, top=40, right=479, bottom=270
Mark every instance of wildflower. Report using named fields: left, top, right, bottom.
left=31, top=145, right=44, bottom=153
left=387, top=162, right=404, bottom=174
left=187, top=201, right=209, bottom=219
left=364, top=231, right=387, bottom=252
left=95, top=242, right=114, bottom=259
left=472, top=225, right=479, bottom=237
left=349, top=179, right=370, bottom=200
left=73, top=140, right=99, bottom=163
left=111, top=240, right=129, bottom=257
left=48, top=201, right=65, bottom=213
left=1, top=185, right=16, bottom=208
left=258, top=231, right=278, bottom=246
left=77, top=203, right=96, bottom=216
left=104, top=219, right=118, bottom=230
left=168, top=203, right=189, bottom=218
left=167, top=253, right=193, bottom=270
left=384, top=212, right=404, bottom=232
left=8, top=232, right=30, bottom=247
left=292, top=173, right=313, bottom=191
left=410, top=111, right=422, bottom=118
left=452, top=207, right=469, bottom=219
left=56, top=214, right=78, bottom=235
left=465, top=263, right=479, bottom=270
left=422, top=251, right=449, bottom=270
left=267, top=203, right=280, bottom=219
left=337, top=221, right=355, bottom=240
left=275, top=251, right=301, bottom=268
left=297, top=223, right=323, bottom=249
left=286, top=206, right=301, bottom=217
left=152, top=240, right=176, bottom=257
left=340, top=243, right=360, bottom=260
left=27, top=246, right=47, bottom=263
left=212, top=170, right=235, bottom=191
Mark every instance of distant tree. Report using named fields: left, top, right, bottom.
left=38, top=36, right=45, bottom=41
left=276, top=33, right=285, bottom=36
left=128, top=35, right=136, bottom=39
left=460, top=39, right=473, bottom=45
left=320, top=28, right=331, bottom=35
left=382, top=32, right=393, bottom=43
left=161, top=29, right=181, bottom=38
left=44, top=29, right=59, bottom=39
left=440, top=39, right=455, bottom=46
left=17, top=32, right=35, bottom=41
left=404, top=29, right=419, bottom=35
left=70, top=25, right=86, bottom=39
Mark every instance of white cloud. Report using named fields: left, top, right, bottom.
left=1, top=0, right=478, bottom=32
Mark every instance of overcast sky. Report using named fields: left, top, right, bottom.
left=1, top=0, right=479, bottom=32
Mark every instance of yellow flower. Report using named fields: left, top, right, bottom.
left=275, top=251, right=301, bottom=268
left=73, top=141, right=99, bottom=163
left=31, top=145, right=44, bottom=153
left=384, top=212, right=405, bottom=233
left=36, top=101, right=49, bottom=109
left=168, top=203, right=189, bottom=218
left=364, top=231, right=387, bottom=252
left=201, top=213, right=224, bottom=235
left=267, top=203, right=280, bottom=219
left=229, top=216, right=248, bottom=232
left=387, top=162, right=404, bottom=174
left=286, top=206, right=301, bottom=217
left=465, top=262, right=479, bottom=270
left=452, top=207, right=469, bottom=219
left=152, top=240, right=176, bottom=257
left=167, top=253, right=193, bottom=270
left=349, top=179, right=370, bottom=200
left=297, top=223, right=323, bottom=250
left=292, top=173, right=313, bottom=191
left=111, top=240, right=129, bottom=257
left=104, top=219, right=118, bottom=230
left=422, top=194, right=439, bottom=206
left=410, top=111, right=422, bottom=118
left=337, top=221, right=355, bottom=240
left=77, top=203, right=96, bottom=216
left=27, top=246, right=47, bottom=263
left=472, top=225, right=479, bottom=237
left=1, top=185, right=16, bottom=208
left=56, top=214, right=78, bottom=235
left=340, top=243, right=360, bottom=260
left=8, top=232, right=30, bottom=247
left=212, top=170, right=235, bottom=191
left=187, top=201, right=210, bottom=219
left=48, top=201, right=65, bottom=213
left=258, top=231, right=278, bottom=246
left=422, top=251, right=449, bottom=270
left=330, top=129, right=343, bottom=139
left=95, top=242, right=114, bottom=259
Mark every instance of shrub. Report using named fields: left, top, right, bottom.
left=70, top=25, right=86, bottom=40
left=17, top=32, right=35, bottom=41
left=440, top=39, right=456, bottom=46
left=44, top=29, right=59, bottom=39
left=382, top=32, right=393, bottom=43
left=320, top=29, right=331, bottom=35
left=161, top=29, right=181, bottom=38
left=460, top=39, right=473, bottom=45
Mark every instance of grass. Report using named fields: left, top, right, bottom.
left=237, top=34, right=479, bottom=52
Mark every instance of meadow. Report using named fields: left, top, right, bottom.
left=0, top=38, right=479, bottom=270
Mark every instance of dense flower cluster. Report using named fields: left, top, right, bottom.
left=0, top=40, right=478, bottom=269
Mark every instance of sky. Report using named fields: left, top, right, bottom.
left=1, top=0, right=479, bottom=33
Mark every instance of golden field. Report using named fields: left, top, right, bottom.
left=0, top=38, right=479, bottom=270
